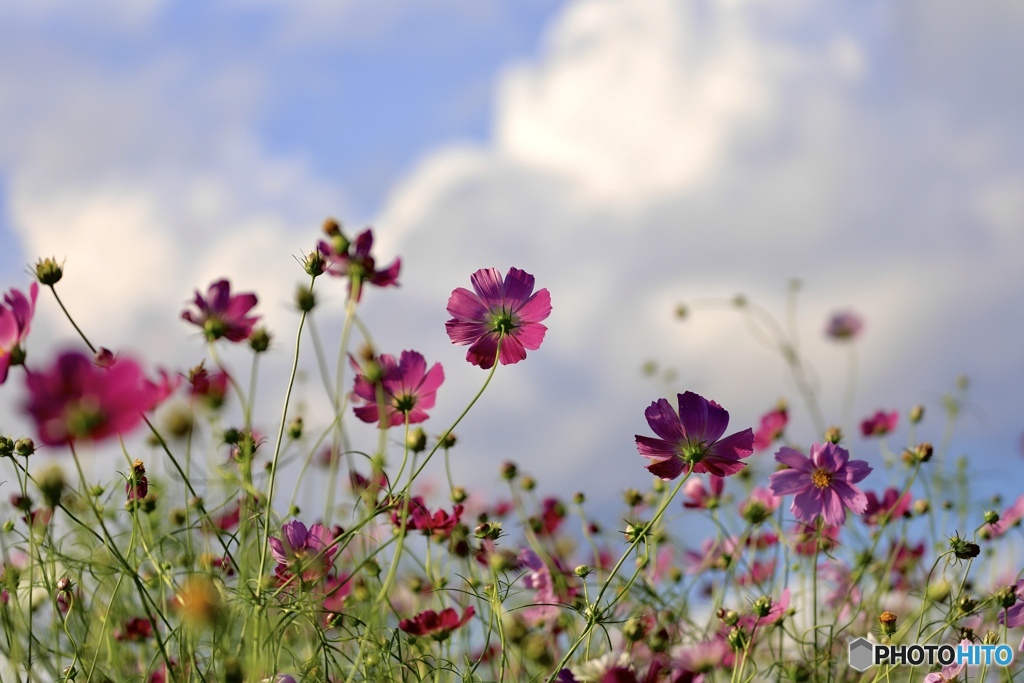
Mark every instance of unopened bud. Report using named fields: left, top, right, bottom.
left=450, top=486, right=467, bottom=504
left=295, top=286, right=316, bottom=312
left=14, top=438, right=35, bottom=457
left=752, top=596, right=772, bottom=618
left=909, top=404, right=924, bottom=424
left=248, top=327, right=271, bottom=353
left=984, top=510, right=999, bottom=525
left=914, top=442, right=933, bottom=462
left=303, top=249, right=326, bottom=277
left=878, top=611, right=898, bottom=635
left=440, top=432, right=457, bottom=448
left=519, top=476, right=535, bottom=492
left=912, top=499, right=930, bottom=516
left=500, top=461, right=518, bottom=480
left=287, top=416, right=303, bottom=440
left=623, top=489, right=643, bottom=507
left=574, top=565, right=591, bottom=578
left=94, top=347, right=116, bottom=368
left=406, top=428, right=426, bottom=453
left=824, top=426, right=842, bottom=444
left=35, top=257, right=63, bottom=286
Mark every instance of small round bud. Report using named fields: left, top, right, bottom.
left=824, top=426, right=843, bottom=444
left=574, top=565, right=591, bottom=578
left=303, top=249, right=326, bottom=277
left=440, top=431, right=457, bottom=449
left=322, top=217, right=341, bottom=236
left=573, top=491, right=585, bottom=505
left=248, top=327, right=271, bottom=353
left=652, top=477, right=665, bottom=493
left=623, top=489, right=643, bottom=507
left=959, top=596, right=977, bottom=614
left=2, top=520, right=14, bottom=533
left=363, top=559, right=381, bottom=577
left=288, top=505, right=300, bottom=517
left=752, top=596, right=772, bottom=618
left=726, top=626, right=747, bottom=650
left=287, top=416, right=303, bottom=440
left=499, top=461, right=518, bottom=480
left=878, top=611, right=898, bottom=635
left=450, top=486, right=467, bottom=504
left=997, top=585, right=1018, bottom=609
left=912, top=499, right=930, bottom=516
left=622, top=617, right=646, bottom=642
left=35, top=257, right=63, bottom=286
left=949, top=533, right=980, bottom=560
left=675, top=304, right=688, bottom=320
left=519, top=475, right=535, bottom=492
left=35, top=464, right=67, bottom=508
left=984, top=510, right=1000, bottom=525
left=62, top=665, right=77, bottom=680
left=942, top=500, right=954, bottom=511
left=14, top=438, right=35, bottom=457
left=624, top=522, right=647, bottom=544
left=57, top=577, right=73, bottom=593
left=0, top=436, right=13, bottom=457
left=94, top=347, right=116, bottom=368
left=914, top=442, right=934, bottom=462
left=406, top=428, right=427, bottom=453
left=295, top=286, right=316, bottom=312
left=909, top=404, right=925, bottom=424
left=718, top=608, right=739, bottom=626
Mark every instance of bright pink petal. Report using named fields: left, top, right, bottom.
left=446, top=287, right=488, bottom=322
left=514, top=322, right=547, bottom=351
left=469, top=268, right=505, bottom=308
left=515, top=288, right=552, bottom=324
left=466, top=332, right=501, bottom=369
left=498, top=334, right=527, bottom=365
left=446, top=320, right=489, bottom=346
left=503, top=267, right=536, bottom=303
left=419, top=363, right=444, bottom=395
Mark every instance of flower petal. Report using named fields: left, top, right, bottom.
left=644, top=398, right=685, bottom=443
left=470, top=268, right=505, bottom=308
left=646, top=457, right=686, bottom=480
left=774, top=447, right=813, bottom=472
left=446, top=287, right=488, bottom=322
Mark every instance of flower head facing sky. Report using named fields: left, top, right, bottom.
left=351, top=350, right=444, bottom=427
left=269, top=520, right=336, bottom=583
left=769, top=442, right=872, bottom=526
left=0, top=282, right=38, bottom=384
left=445, top=267, right=551, bottom=369
left=635, top=391, right=754, bottom=480
left=318, top=227, right=400, bottom=299
left=24, top=351, right=160, bottom=447
left=181, top=279, right=259, bottom=343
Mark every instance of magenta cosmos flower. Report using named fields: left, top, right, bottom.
left=860, top=409, right=898, bottom=437
left=269, top=520, right=337, bottom=583
left=319, top=227, right=400, bottom=299
left=181, top=279, right=259, bottom=342
left=825, top=310, right=863, bottom=341
left=769, top=442, right=872, bottom=526
left=351, top=350, right=444, bottom=427
left=635, top=391, right=754, bottom=480
left=24, top=351, right=161, bottom=446
left=445, top=267, right=551, bottom=369
left=399, top=606, right=475, bottom=641
left=0, top=283, right=38, bottom=384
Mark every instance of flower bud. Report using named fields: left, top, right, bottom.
left=499, top=461, right=518, bottom=480
left=35, top=257, right=63, bottom=286
left=94, top=347, right=116, bottom=368
left=726, top=625, right=747, bottom=650
left=450, top=486, right=467, bottom=504
left=949, top=533, right=980, bottom=560
left=295, top=286, right=316, bottom=312
left=322, top=217, right=341, bottom=236
left=878, top=611, right=898, bottom=635
left=287, top=416, right=303, bottom=440
left=35, top=465, right=67, bottom=508
left=824, top=426, right=843, bottom=444
left=249, top=327, right=271, bottom=353
left=984, top=510, right=999, bottom=525
left=574, top=565, right=591, bottom=578
left=622, top=617, right=646, bottom=642
left=440, top=431, right=457, bottom=449
left=0, top=436, right=13, bottom=458
left=914, top=442, right=933, bottom=462
left=303, top=249, right=326, bottom=277
left=909, top=404, right=924, bottom=424
left=912, top=499, right=930, bottom=516
left=406, top=428, right=426, bottom=453
left=519, top=475, right=535, bottom=492
left=2, top=520, right=14, bottom=533
left=752, top=596, right=772, bottom=618
left=14, top=438, right=35, bottom=457
left=623, top=489, right=643, bottom=507
left=997, top=585, right=1018, bottom=609
left=675, top=304, right=688, bottom=319
left=573, top=492, right=585, bottom=505
left=718, top=608, right=739, bottom=626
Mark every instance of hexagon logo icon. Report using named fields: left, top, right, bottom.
left=849, top=637, right=874, bottom=672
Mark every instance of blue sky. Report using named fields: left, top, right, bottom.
left=1, top=0, right=1023, bottom=534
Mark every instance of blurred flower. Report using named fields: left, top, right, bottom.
left=126, top=459, right=148, bottom=502
left=682, top=476, right=724, bottom=509
left=789, top=521, right=840, bottom=556
left=390, top=497, right=464, bottom=539
left=181, top=279, right=259, bottom=343
left=990, top=494, right=1024, bottom=538
left=922, top=640, right=970, bottom=681
left=739, top=487, right=780, bottom=524
left=398, top=606, right=475, bottom=641
left=351, top=350, right=444, bottom=427
left=825, top=310, right=863, bottom=341
left=635, top=391, right=754, bottom=480
left=0, top=283, right=38, bottom=384
left=752, top=405, right=787, bottom=452
left=769, top=442, right=871, bottom=526
left=24, top=351, right=158, bottom=446
left=859, top=409, right=898, bottom=437
left=862, top=487, right=912, bottom=526
left=269, top=520, right=336, bottom=583
left=188, top=364, right=230, bottom=409
left=113, top=616, right=154, bottom=642
left=319, top=227, right=400, bottom=299
left=445, top=267, right=551, bottom=369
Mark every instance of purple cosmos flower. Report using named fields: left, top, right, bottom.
left=769, top=442, right=872, bottom=526
left=269, top=520, right=336, bottom=583
left=445, top=267, right=551, bottom=369
left=0, top=283, right=38, bottom=384
left=181, top=279, right=259, bottom=343
left=318, top=227, right=400, bottom=299
left=351, top=350, right=444, bottom=427
left=24, top=351, right=160, bottom=446
left=860, top=409, right=898, bottom=437
left=398, top=606, right=475, bottom=641
left=635, top=391, right=754, bottom=480
left=922, top=640, right=970, bottom=681
left=825, top=310, right=863, bottom=341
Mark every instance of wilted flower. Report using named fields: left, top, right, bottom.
left=769, top=442, right=871, bottom=526
left=24, top=351, right=160, bottom=446
left=860, top=409, right=898, bottom=437
left=825, top=310, right=863, bottom=341
left=181, top=279, right=259, bottom=343
left=269, top=520, right=336, bottom=583
left=0, top=283, right=38, bottom=384
left=398, top=606, right=475, bottom=641
left=635, top=391, right=754, bottom=480
left=351, top=350, right=444, bottom=427
left=318, top=227, right=400, bottom=299
left=445, top=267, right=551, bottom=369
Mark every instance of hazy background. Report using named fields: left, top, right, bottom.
left=1, top=0, right=1022, bottom=527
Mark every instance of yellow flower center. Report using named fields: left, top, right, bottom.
left=810, top=468, right=833, bottom=489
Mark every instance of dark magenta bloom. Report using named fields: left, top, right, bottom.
left=269, top=520, right=336, bottom=583
left=825, top=310, right=863, bottom=341
left=769, top=442, right=872, bottom=526
left=181, top=279, right=259, bottom=343
left=753, top=405, right=787, bottom=451
left=862, top=487, right=912, bottom=526
left=398, top=606, right=475, bottom=641
left=0, top=283, right=38, bottom=384
left=351, top=350, right=444, bottom=427
left=860, top=409, right=898, bottom=437
left=635, top=391, right=754, bottom=480
left=319, top=228, right=400, bottom=299
left=24, top=351, right=160, bottom=446
left=390, top=496, right=464, bottom=539
left=445, top=267, right=551, bottom=369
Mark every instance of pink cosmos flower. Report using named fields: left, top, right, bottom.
left=862, top=487, right=912, bottom=526
left=860, top=409, right=898, bottom=437
left=390, top=496, right=464, bottom=539
left=682, top=476, right=724, bottom=509
left=351, top=350, right=444, bottom=427
left=739, top=487, right=781, bottom=523
left=990, top=494, right=1024, bottom=538
left=319, top=227, right=400, bottom=299
left=825, top=310, right=863, bottom=341
left=0, top=283, right=38, bottom=384
left=269, top=520, right=336, bottom=583
left=769, top=442, right=871, bottom=526
left=789, top=521, right=840, bottom=556
left=24, top=351, right=160, bottom=446
left=188, top=364, right=231, bottom=409
left=445, top=267, right=551, bottom=369
left=753, top=405, right=787, bottom=451
left=635, top=391, right=754, bottom=480
left=922, top=640, right=970, bottom=681
left=181, top=279, right=259, bottom=343
left=398, top=606, right=475, bottom=641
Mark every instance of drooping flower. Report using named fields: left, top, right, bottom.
left=319, top=227, right=400, bottom=299
left=825, top=310, right=863, bottom=341
left=398, top=605, right=475, bottom=641
left=862, top=487, right=912, bottom=526
left=351, top=350, right=444, bottom=427
left=269, top=520, right=336, bottom=583
left=769, top=442, right=872, bottom=527
left=635, top=391, right=754, bottom=480
left=752, top=404, right=788, bottom=451
left=181, top=279, right=259, bottom=343
left=860, top=409, right=898, bottom=437
left=24, top=351, right=160, bottom=446
left=445, top=267, right=551, bottom=369
left=0, top=283, right=38, bottom=384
